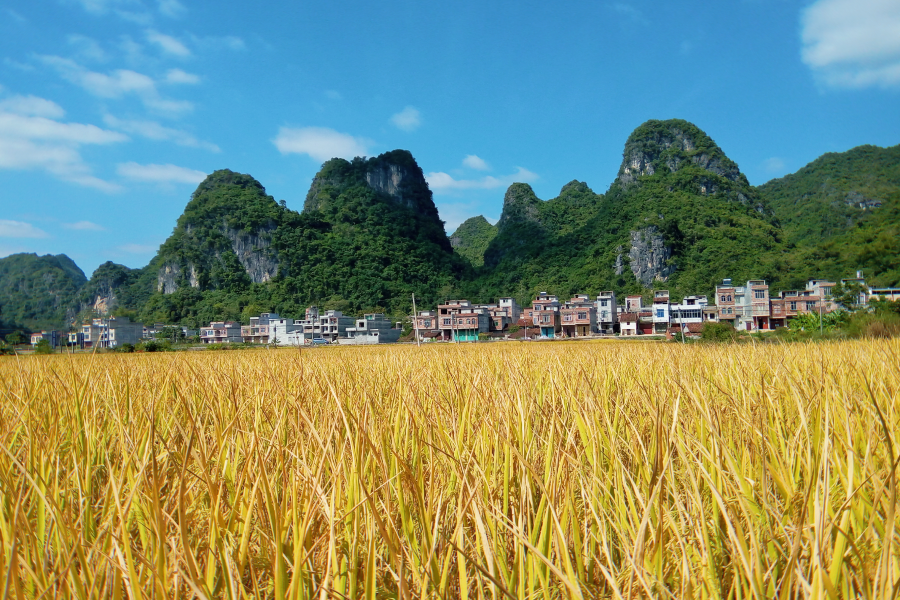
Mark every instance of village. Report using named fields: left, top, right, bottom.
left=23, top=271, right=900, bottom=350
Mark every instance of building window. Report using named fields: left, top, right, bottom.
left=656, top=309, right=665, bottom=318
left=754, top=290, right=766, bottom=299
left=577, top=312, right=587, bottom=319
left=443, top=318, right=451, bottom=326
left=806, top=301, right=816, bottom=310
left=789, top=302, right=797, bottom=311
left=600, top=300, right=608, bottom=307
left=720, top=295, right=726, bottom=302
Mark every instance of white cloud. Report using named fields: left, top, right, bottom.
left=63, top=220, right=106, bottom=231
left=157, top=0, right=186, bottom=18
left=117, top=162, right=207, bottom=184
left=426, top=167, right=539, bottom=194
left=3, top=58, right=34, bottom=72
left=390, top=106, right=421, bottom=132
left=0, top=95, right=66, bottom=119
left=0, top=100, right=125, bottom=191
left=763, top=157, right=786, bottom=174
left=190, top=34, right=246, bottom=52
left=72, top=0, right=152, bottom=23
left=146, top=29, right=191, bottom=57
left=273, top=126, right=371, bottom=162
left=801, top=0, right=900, bottom=88
left=0, top=220, right=49, bottom=239
left=462, top=154, right=490, bottom=171
left=67, top=34, right=107, bottom=62
left=40, top=55, right=194, bottom=115
left=165, top=68, right=199, bottom=84
left=103, top=114, right=220, bottom=151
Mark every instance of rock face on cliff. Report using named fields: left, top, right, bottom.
left=628, top=226, right=675, bottom=286
left=304, top=150, right=443, bottom=227
left=152, top=169, right=283, bottom=295
left=618, top=119, right=743, bottom=186
left=464, top=119, right=781, bottom=302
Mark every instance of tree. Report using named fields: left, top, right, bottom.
left=5, top=331, right=25, bottom=345
left=34, top=338, right=53, bottom=354
left=831, top=281, right=868, bottom=311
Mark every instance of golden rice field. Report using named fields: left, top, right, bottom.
left=1, top=339, right=899, bottom=599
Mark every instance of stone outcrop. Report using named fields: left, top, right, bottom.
left=226, top=226, right=278, bottom=284
left=618, top=120, right=742, bottom=186
left=629, top=226, right=675, bottom=286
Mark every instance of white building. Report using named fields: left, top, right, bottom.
left=595, top=291, right=617, bottom=333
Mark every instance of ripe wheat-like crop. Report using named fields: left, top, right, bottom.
left=0, top=339, right=898, bottom=598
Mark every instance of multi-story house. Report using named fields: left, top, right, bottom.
left=339, top=314, right=402, bottom=345
left=241, top=312, right=279, bottom=344
left=200, top=321, right=242, bottom=344
left=670, top=295, right=708, bottom=329
left=560, top=295, right=596, bottom=337
left=805, top=280, right=837, bottom=312
left=436, top=300, right=492, bottom=341
left=715, top=279, right=738, bottom=324
left=296, top=307, right=355, bottom=342
left=76, top=316, right=144, bottom=348
left=30, top=331, right=61, bottom=348
left=530, top=292, right=561, bottom=338
left=624, top=295, right=643, bottom=314
left=595, top=291, right=617, bottom=333
left=716, top=279, right=771, bottom=331
left=651, top=290, right=671, bottom=334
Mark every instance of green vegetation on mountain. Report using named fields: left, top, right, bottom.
left=756, top=144, right=900, bottom=287
left=3, top=120, right=898, bottom=331
left=0, top=253, right=86, bottom=331
left=134, top=152, right=469, bottom=326
left=466, top=119, right=783, bottom=305
left=449, top=216, right=497, bottom=267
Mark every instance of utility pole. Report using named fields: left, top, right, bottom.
left=411, top=293, right=420, bottom=348
left=819, top=297, right=823, bottom=336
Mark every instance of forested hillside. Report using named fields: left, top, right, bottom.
left=2, top=120, right=897, bottom=331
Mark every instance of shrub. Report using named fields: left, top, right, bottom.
left=700, top=321, right=739, bottom=342
left=34, top=339, right=53, bottom=355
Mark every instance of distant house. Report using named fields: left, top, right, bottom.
left=31, top=330, right=61, bottom=348
left=200, top=321, right=242, bottom=344
left=530, top=292, right=561, bottom=338
left=595, top=291, right=617, bottom=333
left=75, top=316, right=143, bottom=348
left=241, top=313, right=279, bottom=344
left=437, top=300, right=491, bottom=342
left=560, top=295, right=596, bottom=337
left=339, top=314, right=401, bottom=345
left=619, top=313, right=639, bottom=336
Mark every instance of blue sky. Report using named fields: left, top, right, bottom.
left=1, top=0, right=899, bottom=278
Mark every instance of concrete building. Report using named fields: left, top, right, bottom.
left=624, top=295, right=643, bottom=313
left=339, top=314, right=401, bottom=345
left=30, top=330, right=61, bottom=348
left=241, top=313, right=279, bottom=344
left=437, top=300, right=492, bottom=341
left=530, top=292, right=561, bottom=338
left=651, top=290, right=671, bottom=334
left=560, top=295, right=596, bottom=337
left=200, top=321, right=242, bottom=344
left=76, top=316, right=144, bottom=348
left=869, top=287, right=900, bottom=302
left=595, top=291, right=617, bottom=333
left=294, top=307, right=355, bottom=342
left=670, top=295, right=708, bottom=330
left=619, top=313, right=639, bottom=336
